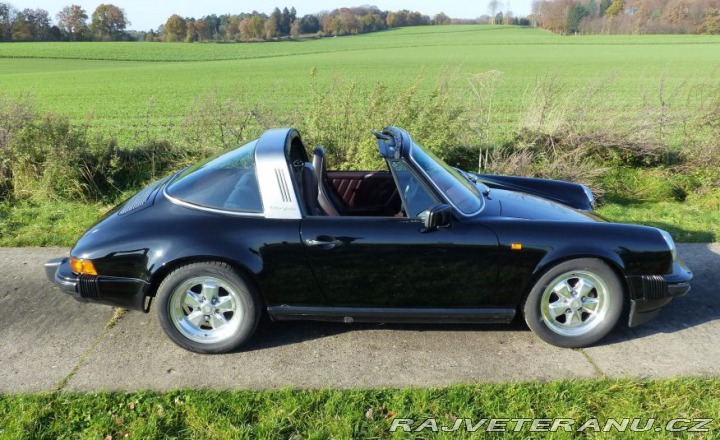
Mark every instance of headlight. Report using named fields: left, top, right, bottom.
left=658, top=229, right=677, bottom=261
left=581, top=185, right=595, bottom=209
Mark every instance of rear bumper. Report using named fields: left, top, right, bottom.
left=627, top=259, right=693, bottom=327
left=44, top=257, right=150, bottom=311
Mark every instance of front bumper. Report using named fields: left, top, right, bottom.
left=45, top=257, right=150, bottom=311
left=627, top=259, right=693, bottom=327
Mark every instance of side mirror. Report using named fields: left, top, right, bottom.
left=420, top=204, right=453, bottom=232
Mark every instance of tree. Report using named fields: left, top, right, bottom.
left=202, top=15, right=220, bottom=39
left=604, top=0, right=624, bottom=17
left=184, top=20, right=196, bottom=42
left=12, top=8, right=50, bottom=41
left=246, top=15, right=265, bottom=39
left=599, top=0, right=612, bottom=16
left=299, top=14, right=320, bottom=33
left=279, top=6, right=291, bottom=35
left=56, top=5, right=87, bottom=40
left=90, top=4, right=127, bottom=40
left=434, top=12, right=451, bottom=25
left=164, top=14, right=186, bottom=42
left=270, top=7, right=282, bottom=35
left=386, top=12, right=402, bottom=27
left=193, top=19, right=206, bottom=41
left=290, top=19, right=300, bottom=38
left=226, top=15, right=242, bottom=41
left=264, top=15, right=278, bottom=39
left=361, top=13, right=386, bottom=32
left=0, top=3, right=16, bottom=41
left=488, top=0, right=503, bottom=24
left=339, top=8, right=360, bottom=34
left=566, top=3, right=590, bottom=33
left=696, top=8, right=720, bottom=33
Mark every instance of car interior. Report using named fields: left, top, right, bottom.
left=294, top=144, right=403, bottom=217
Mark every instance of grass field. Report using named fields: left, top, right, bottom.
left=1, top=26, right=720, bottom=143
left=1, top=379, right=718, bottom=438
left=1, top=25, right=719, bottom=246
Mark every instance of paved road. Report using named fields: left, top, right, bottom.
left=1, top=244, right=718, bottom=393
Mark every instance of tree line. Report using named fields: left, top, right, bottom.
left=0, top=3, right=492, bottom=43
left=0, top=3, right=129, bottom=41
left=531, top=0, right=720, bottom=34
left=157, top=6, right=449, bottom=42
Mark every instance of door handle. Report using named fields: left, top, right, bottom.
left=305, top=237, right=342, bottom=248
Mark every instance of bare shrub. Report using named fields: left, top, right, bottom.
left=479, top=73, right=708, bottom=194
left=181, top=88, right=277, bottom=157
left=0, top=94, right=38, bottom=199
left=301, top=68, right=476, bottom=170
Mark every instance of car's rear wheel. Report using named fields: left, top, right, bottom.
left=523, top=258, right=624, bottom=348
left=156, top=262, right=260, bottom=354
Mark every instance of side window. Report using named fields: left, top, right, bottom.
left=389, top=160, right=438, bottom=217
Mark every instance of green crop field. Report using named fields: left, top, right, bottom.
left=1, top=26, right=719, bottom=143
left=1, top=25, right=720, bottom=246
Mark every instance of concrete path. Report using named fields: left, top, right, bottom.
left=1, top=244, right=718, bottom=392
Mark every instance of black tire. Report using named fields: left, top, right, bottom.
left=155, top=261, right=261, bottom=354
left=523, top=258, right=624, bottom=348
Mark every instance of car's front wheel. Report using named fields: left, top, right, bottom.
left=523, top=258, right=624, bottom=348
left=156, top=262, right=260, bottom=354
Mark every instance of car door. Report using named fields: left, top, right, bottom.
left=300, top=216, right=499, bottom=308
left=300, top=161, right=499, bottom=308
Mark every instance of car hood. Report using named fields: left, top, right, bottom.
left=488, top=188, right=604, bottom=222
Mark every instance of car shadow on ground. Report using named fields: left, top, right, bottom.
left=241, top=318, right=529, bottom=352
left=242, top=241, right=719, bottom=352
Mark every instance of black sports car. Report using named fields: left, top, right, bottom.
left=45, top=126, right=692, bottom=353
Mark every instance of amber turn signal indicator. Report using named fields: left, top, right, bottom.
left=511, top=243, right=523, bottom=250
left=70, top=257, right=98, bottom=275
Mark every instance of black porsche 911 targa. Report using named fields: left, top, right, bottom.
left=45, top=126, right=692, bottom=353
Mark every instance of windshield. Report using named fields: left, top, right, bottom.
left=409, top=142, right=483, bottom=215
left=166, top=140, right=262, bottom=213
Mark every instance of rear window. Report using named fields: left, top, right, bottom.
left=166, top=140, right=262, bottom=213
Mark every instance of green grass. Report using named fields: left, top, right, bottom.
left=0, top=199, right=108, bottom=247
left=597, top=202, right=720, bottom=243
left=1, top=379, right=718, bottom=438
left=1, top=26, right=719, bottom=143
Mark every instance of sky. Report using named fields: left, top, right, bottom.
left=11, top=0, right=534, bottom=31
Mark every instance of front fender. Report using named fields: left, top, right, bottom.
left=532, top=245, right=626, bottom=278
left=477, top=174, right=593, bottom=211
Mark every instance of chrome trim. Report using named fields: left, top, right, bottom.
left=163, top=189, right=264, bottom=218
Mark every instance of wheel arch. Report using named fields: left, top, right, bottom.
left=524, top=249, right=630, bottom=308
left=146, top=256, right=263, bottom=305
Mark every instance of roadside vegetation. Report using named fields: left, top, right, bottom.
left=1, top=26, right=719, bottom=245
left=0, top=378, right=718, bottom=438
